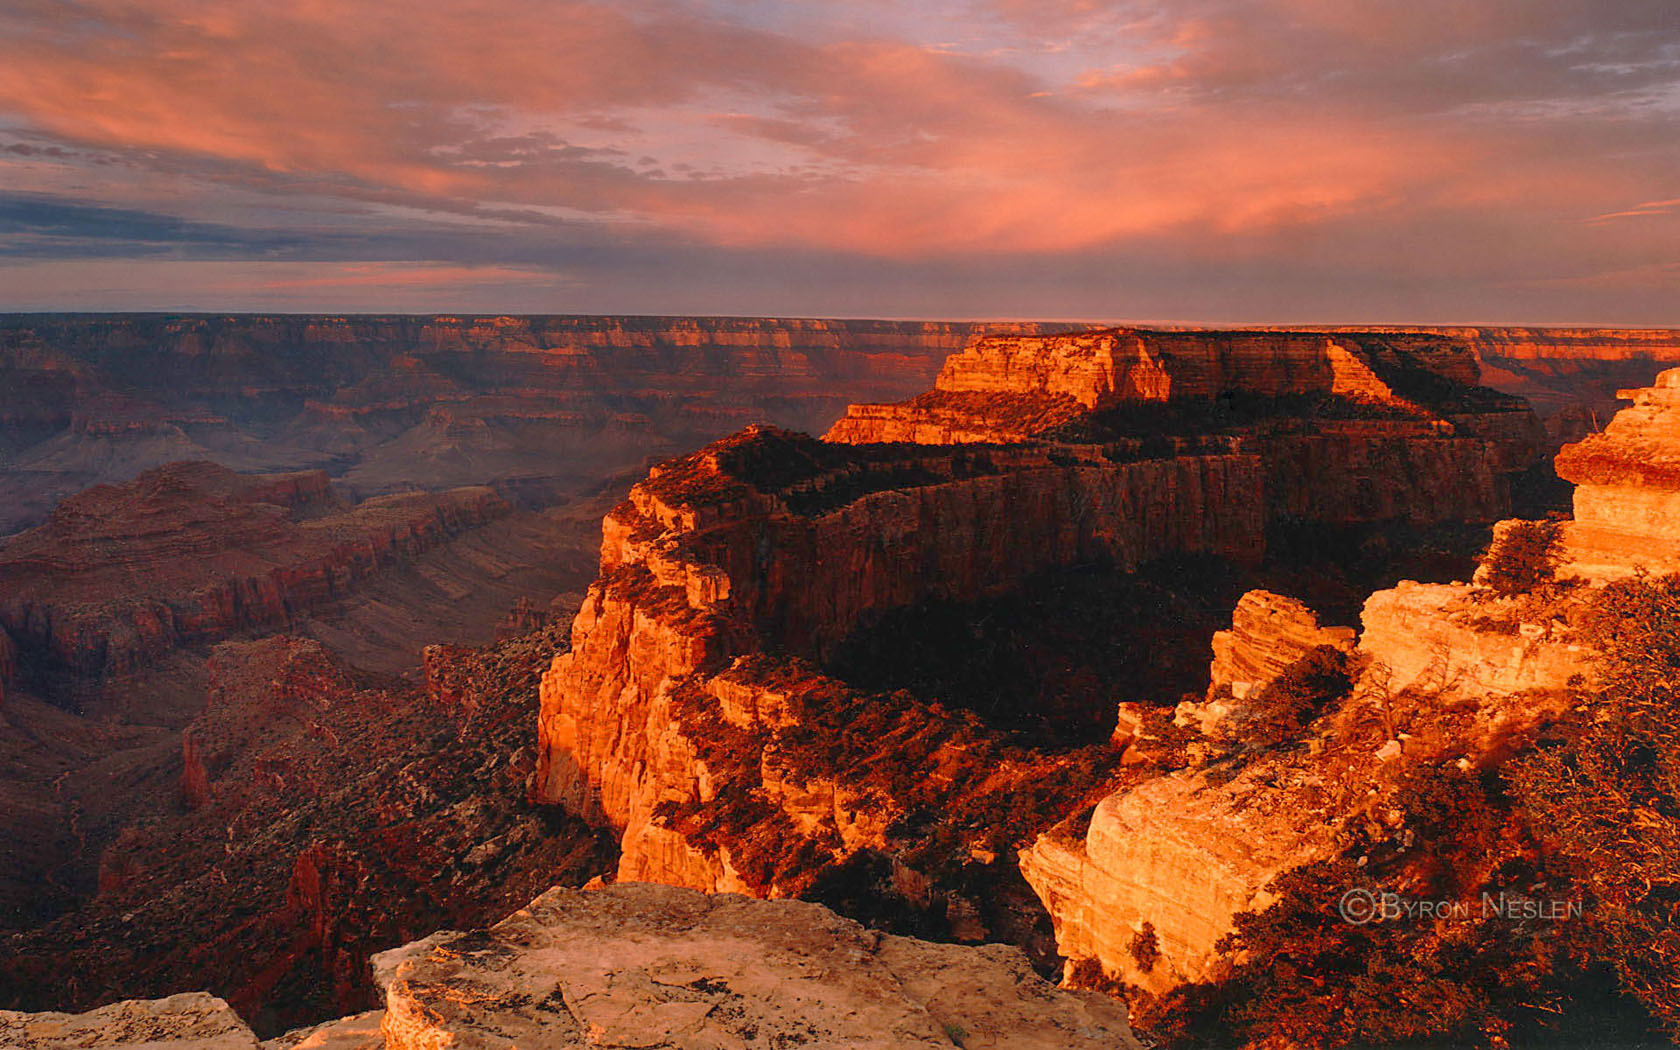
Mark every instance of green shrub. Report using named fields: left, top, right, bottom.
left=1478, top=519, right=1563, bottom=597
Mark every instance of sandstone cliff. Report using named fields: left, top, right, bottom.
left=828, top=328, right=1540, bottom=528
left=533, top=425, right=1262, bottom=902
left=1552, top=367, right=1680, bottom=580
left=1020, top=583, right=1582, bottom=995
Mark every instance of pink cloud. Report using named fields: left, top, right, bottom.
left=0, top=0, right=1673, bottom=281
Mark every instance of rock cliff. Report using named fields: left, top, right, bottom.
left=0, top=461, right=508, bottom=684
left=828, top=328, right=1539, bottom=527
left=1021, top=582, right=1582, bottom=995
left=1553, top=367, right=1680, bottom=580
left=533, top=426, right=1263, bottom=898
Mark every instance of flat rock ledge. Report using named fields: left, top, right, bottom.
left=3, top=883, right=1135, bottom=1050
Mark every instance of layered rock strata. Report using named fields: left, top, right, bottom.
left=1207, top=590, right=1357, bottom=701
left=1358, top=581, right=1591, bottom=700
left=534, top=426, right=1262, bottom=897
left=1553, top=367, right=1680, bottom=580
left=827, top=328, right=1539, bottom=527
left=0, top=461, right=508, bottom=681
left=0, top=315, right=1058, bottom=532
left=1021, top=582, right=1584, bottom=995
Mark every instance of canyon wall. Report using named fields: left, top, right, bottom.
left=829, top=327, right=1540, bottom=527
left=0, top=461, right=509, bottom=681
left=0, top=315, right=1059, bottom=534
left=530, top=328, right=1556, bottom=961
left=534, top=426, right=1263, bottom=894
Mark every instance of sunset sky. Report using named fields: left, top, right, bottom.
left=0, top=0, right=1675, bottom=322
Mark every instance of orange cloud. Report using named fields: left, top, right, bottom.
left=0, top=0, right=1673, bottom=279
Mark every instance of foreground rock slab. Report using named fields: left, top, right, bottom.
left=0, top=992, right=260, bottom=1049
left=376, top=882, right=1136, bottom=1049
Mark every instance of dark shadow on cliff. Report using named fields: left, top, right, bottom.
left=822, top=523, right=1494, bottom=750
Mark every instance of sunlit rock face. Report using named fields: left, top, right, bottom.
left=375, top=882, right=1137, bottom=1050
left=1553, top=368, right=1680, bottom=580
left=533, top=326, right=1551, bottom=965
left=1358, top=581, right=1592, bottom=701
left=1021, top=579, right=1582, bottom=996
left=828, top=327, right=1539, bottom=527
left=1207, top=590, right=1356, bottom=701
left=534, top=426, right=1264, bottom=896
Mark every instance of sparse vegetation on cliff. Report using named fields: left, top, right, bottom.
left=1143, top=574, right=1680, bottom=1050
left=1508, top=572, right=1680, bottom=1033
left=1477, top=518, right=1564, bottom=598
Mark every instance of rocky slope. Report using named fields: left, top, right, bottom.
left=1, top=622, right=615, bottom=1036
left=2, top=883, right=1137, bottom=1050
left=0, top=461, right=508, bottom=687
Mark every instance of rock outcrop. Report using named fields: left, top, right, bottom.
left=3, top=883, right=1135, bottom=1050
left=1358, top=581, right=1591, bottom=700
left=1021, top=581, right=1582, bottom=996
left=828, top=328, right=1539, bottom=527
left=1206, top=590, right=1357, bottom=701
left=0, top=461, right=509, bottom=682
left=376, top=882, right=1135, bottom=1050
left=0, top=992, right=259, bottom=1050
left=1553, top=367, right=1680, bottom=580
left=533, top=426, right=1262, bottom=899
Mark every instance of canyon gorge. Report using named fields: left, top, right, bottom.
left=2, top=315, right=1679, bottom=1048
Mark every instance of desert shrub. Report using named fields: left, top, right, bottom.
left=1140, top=767, right=1653, bottom=1050
left=1229, top=645, right=1354, bottom=750
left=1478, top=519, right=1563, bottom=598
left=1507, top=572, right=1680, bottom=1032
left=1130, top=922, right=1161, bottom=972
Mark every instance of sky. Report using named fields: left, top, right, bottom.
left=0, top=0, right=1676, bottom=323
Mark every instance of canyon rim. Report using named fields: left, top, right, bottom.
left=3, top=1, right=1680, bottom=1047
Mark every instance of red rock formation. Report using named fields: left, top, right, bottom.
left=1206, top=590, right=1356, bottom=701
left=1, top=624, right=614, bottom=1035
left=828, top=328, right=1541, bottom=527
left=529, top=425, right=1262, bottom=918
left=0, top=461, right=509, bottom=681
left=1022, top=585, right=1582, bottom=995
left=532, top=327, right=1554, bottom=948
left=1553, top=368, right=1680, bottom=580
